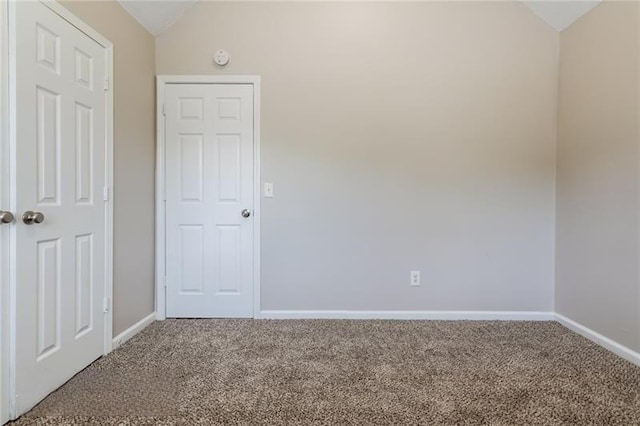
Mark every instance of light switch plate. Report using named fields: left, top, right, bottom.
left=264, top=182, right=274, bottom=198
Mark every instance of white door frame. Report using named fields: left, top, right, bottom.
left=1, top=1, right=114, bottom=420
left=155, top=75, right=261, bottom=320
left=1, top=2, right=9, bottom=422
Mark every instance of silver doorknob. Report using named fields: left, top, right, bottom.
left=0, top=210, right=14, bottom=224
left=241, top=209, right=251, bottom=218
left=22, top=211, right=45, bottom=225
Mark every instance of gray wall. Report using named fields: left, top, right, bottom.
left=61, top=0, right=156, bottom=335
left=157, top=1, right=559, bottom=312
left=556, top=1, right=640, bottom=351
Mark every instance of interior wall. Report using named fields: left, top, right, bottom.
left=157, top=1, right=559, bottom=312
left=60, top=0, right=156, bottom=335
left=556, top=0, right=640, bottom=351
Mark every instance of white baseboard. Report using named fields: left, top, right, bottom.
left=259, top=310, right=555, bottom=321
left=555, top=313, right=640, bottom=367
left=108, top=310, right=640, bottom=368
left=112, top=312, right=156, bottom=350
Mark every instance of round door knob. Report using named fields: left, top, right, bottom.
left=0, top=210, right=14, bottom=224
left=22, top=211, right=45, bottom=225
left=241, top=209, right=251, bottom=218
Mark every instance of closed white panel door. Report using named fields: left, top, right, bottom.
left=13, top=1, right=107, bottom=414
left=165, top=84, right=254, bottom=317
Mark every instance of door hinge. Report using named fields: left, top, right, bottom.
left=103, top=297, right=110, bottom=313
left=104, top=77, right=110, bottom=91
left=103, top=186, right=110, bottom=202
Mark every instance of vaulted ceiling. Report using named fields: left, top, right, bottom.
left=118, top=0, right=198, bottom=36
left=522, top=0, right=602, bottom=31
left=118, top=0, right=603, bottom=37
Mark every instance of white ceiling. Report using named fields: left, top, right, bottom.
left=522, top=0, right=602, bottom=32
left=118, top=0, right=604, bottom=37
left=118, top=0, right=198, bottom=36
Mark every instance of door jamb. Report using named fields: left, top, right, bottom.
left=155, top=75, right=262, bottom=320
left=1, top=2, right=9, bottom=423
left=1, top=1, right=114, bottom=420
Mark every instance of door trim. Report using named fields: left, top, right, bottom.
left=155, top=75, right=262, bottom=320
left=1, top=1, right=114, bottom=420
left=1, top=2, right=8, bottom=422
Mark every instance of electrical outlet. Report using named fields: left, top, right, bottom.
left=410, top=270, right=421, bottom=287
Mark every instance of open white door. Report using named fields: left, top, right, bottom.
left=7, top=1, right=112, bottom=417
left=164, top=83, right=255, bottom=318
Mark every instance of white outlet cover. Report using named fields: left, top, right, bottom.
left=410, top=270, right=421, bottom=287
left=214, top=50, right=230, bottom=66
left=264, top=182, right=274, bottom=198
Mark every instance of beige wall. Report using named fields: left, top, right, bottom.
left=556, top=1, right=640, bottom=351
left=61, top=0, right=156, bottom=335
left=157, top=2, right=559, bottom=312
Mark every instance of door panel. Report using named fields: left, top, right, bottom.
left=36, top=86, right=60, bottom=204
left=165, top=84, right=254, bottom=318
left=216, top=225, right=241, bottom=294
left=217, top=134, right=241, bottom=201
left=75, top=103, right=94, bottom=204
left=178, top=134, right=204, bottom=202
left=179, top=225, right=205, bottom=294
left=36, top=239, right=61, bottom=359
left=75, top=233, right=94, bottom=336
left=13, top=1, right=107, bottom=415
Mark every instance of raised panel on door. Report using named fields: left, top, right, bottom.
left=74, top=48, right=93, bottom=90
left=74, top=234, right=93, bottom=337
left=36, top=86, right=61, bottom=205
left=36, top=239, right=61, bottom=360
left=75, top=103, right=93, bottom=204
left=36, top=23, right=60, bottom=74
left=217, top=97, right=241, bottom=120
left=179, top=97, right=203, bottom=120
left=179, top=225, right=205, bottom=295
left=216, top=225, right=241, bottom=294
left=217, top=134, right=241, bottom=202
left=179, top=134, right=204, bottom=203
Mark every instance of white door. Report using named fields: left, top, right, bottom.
left=11, top=1, right=108, bottom=415
left=165, top=84, right=254, bottom=318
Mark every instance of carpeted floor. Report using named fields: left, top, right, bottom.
left=11, top=319, right=640, bottom=425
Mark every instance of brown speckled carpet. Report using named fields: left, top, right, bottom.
left=11, top=319, right=640, bottom=425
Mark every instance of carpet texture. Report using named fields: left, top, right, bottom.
left=11, top=319, right=640, bottom=425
